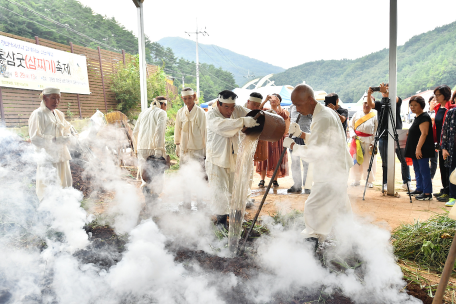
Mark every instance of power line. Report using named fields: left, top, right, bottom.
left=209, top=44, right=247, bottom=74
left=199, top=65, right=235, bottom=89
left=5, top=0, right=120, bottom=52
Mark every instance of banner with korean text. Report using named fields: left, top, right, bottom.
left=0, top=35, right=90, bottom=94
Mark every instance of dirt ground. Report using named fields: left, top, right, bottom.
left=247, top=156, right=448, bottom=231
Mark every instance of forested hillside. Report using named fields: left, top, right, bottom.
left=272, top=21, right=456, bottom=103
left=0, top=0, right=236, bottom=101
left=158, top=37, right=285, bottom=86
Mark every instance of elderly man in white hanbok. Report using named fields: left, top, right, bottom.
left=349, top=99, right=378, bottom=187
left=284, top=84, right=353, bottom=249
left=28, top=87, right=73, bottom=201
left=174, top=87, right=206, bottom=209
left=132, top=96, right=168, bottom=194
left=206, top=90, right=258, bottom=227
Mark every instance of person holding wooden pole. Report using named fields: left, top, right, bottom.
left=283, top=84, right=353, bottom=250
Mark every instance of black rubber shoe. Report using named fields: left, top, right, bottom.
left=216, top=214, right=229, bottom=230
left=305, top=237, right=319, bottom=252
left=258, top=180, right=265, bottom=188
left=272, top=180, right=279, bottom=188
left=287, top=186, right=302, bottom=193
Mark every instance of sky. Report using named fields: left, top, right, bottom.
left=76, top=0, right=456, bottom=69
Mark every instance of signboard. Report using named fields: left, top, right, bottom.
left=0, top=35, right=90, bottom=94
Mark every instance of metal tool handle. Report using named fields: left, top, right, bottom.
left=238, top=114, right=301, bottom=255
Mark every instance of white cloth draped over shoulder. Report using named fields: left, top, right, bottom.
left=28, top=101, right=73, bottom=201
left=291, top=102, right=353, bottom=239
left=132, top=104, right=168, bottom=158
left=206, top=105, right=250, bottom=215
left=174, top=105, right=206, bottom=157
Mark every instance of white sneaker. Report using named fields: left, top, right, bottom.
left=383, top=184, right=387, bottom=191
left=368, top=183, right=373, bottom=188
left=402, top=182, right=411, bottom=190
left=351, top=181, right=360, bottom=186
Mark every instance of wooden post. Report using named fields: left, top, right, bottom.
left=35, top=36, right=39, bottom=45
left=70, top=42, right=82, bottom=119
left=0, top=87, right=5, bottom=126
left=97, top=46, right=108, bottom=112
left=122, top=49, right=126, bottom=66
left=433, top=234, right=456, bottom=303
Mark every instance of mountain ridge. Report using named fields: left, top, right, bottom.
left=271, top=21, right=456, bottom=103
left=158, top=37, right=285, bottom=86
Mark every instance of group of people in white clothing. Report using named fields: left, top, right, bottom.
left=29, top=84, right=355, bottom=250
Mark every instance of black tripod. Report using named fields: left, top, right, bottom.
left=362, top=99, right=412, bottom=203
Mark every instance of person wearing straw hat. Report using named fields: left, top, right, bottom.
left=283, top=84, right=353, bottom=250
left=174, top=87, right=207, bottom=210
left=206, top=90, right=258, bottom=228
left=28, top=87, right=74, bottom=201
left=132, top=96, right=168, bottom=197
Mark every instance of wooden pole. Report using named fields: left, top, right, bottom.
left=35, top=36, right=39, bottom=45
left=238, top=114, right=301, bottom=255
left=97, top=46, right=108, bottom=112
left=70, top=42, right=82, bottom=119
left=433, top=233, right=456, bottom=303
left=122, top=49, right=126, bottom=66
left=0, top=87, right=5, bottom=126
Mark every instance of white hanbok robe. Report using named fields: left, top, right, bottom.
left=174, top=105, right=206, bottom=162
left=292, top=102, right=353, bottom=239
left=28, top=101, right=73, bottom=201
left=133, top=105, right=167, bottom=160
left=132, top=105, right=167, bottom=189
left=349, top=110, right=378, bottom=182
left=206, top=105, right=249, bottom=215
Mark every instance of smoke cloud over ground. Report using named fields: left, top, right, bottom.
left=0, top=126, right=421, bottom=303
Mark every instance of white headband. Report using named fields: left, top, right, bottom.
left=218, top=94, right=237, bottom=104
left=248, top=96, right=262, bottom=103
left=181, top=90, right=195, bottom=96
left=40, top=87, right=60, bottom=100
left=42, top=87, right=60, bottom=95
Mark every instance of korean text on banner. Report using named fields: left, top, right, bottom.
left=0, top=35, right=90, bottom=94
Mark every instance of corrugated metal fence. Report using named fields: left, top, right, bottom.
left=0, top=31, right=176, bottom=127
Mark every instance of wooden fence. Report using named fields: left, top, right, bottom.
left=0, top=31, right=177, bottom=127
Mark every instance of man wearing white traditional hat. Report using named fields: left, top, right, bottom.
left=132, top=96, right=168, bottom=197
left=28, top=87, right=74, bottom=201
left=206, top=90, right=259, bottom=228
left=174, top=87, right=207, bottom=209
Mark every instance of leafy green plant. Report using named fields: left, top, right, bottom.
left=110, top=55, right=167, bottom=117
left=392, top=211, right=456, bottom=271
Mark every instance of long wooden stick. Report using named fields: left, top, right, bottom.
left=238, top=114, right=301, bottom=255
left=433, top=233, right=456, bottom=303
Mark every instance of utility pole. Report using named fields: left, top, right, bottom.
left=182, top=75, right=185, bottom=89
left=185, top=20, right=208, bottom=99
left=132, top=0, right=147, bottom=111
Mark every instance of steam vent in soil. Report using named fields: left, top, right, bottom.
left=0, top=128, right=430, bottom=303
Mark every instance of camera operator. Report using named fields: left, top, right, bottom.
left=367, top=83, right=410, bottom=191
left=325, top=93, right=348, bottom=136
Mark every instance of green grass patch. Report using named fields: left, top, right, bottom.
left=392, top=211, right=456, bottom=272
